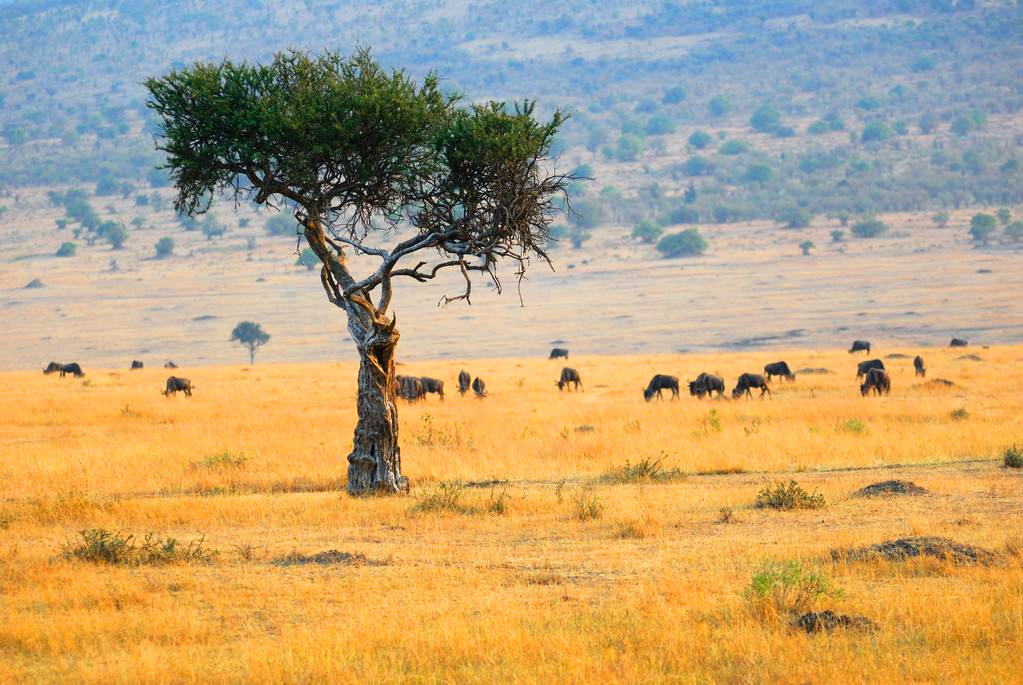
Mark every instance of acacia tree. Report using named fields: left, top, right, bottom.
left=231, top=321, right=270, bottom=364
left=146, top=50, right=569, bottom=495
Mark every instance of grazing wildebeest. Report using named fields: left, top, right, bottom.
left=556, top=367, right=582, bottom=391
left=950, top=338, right=968, bottom=348
left=419, top=377, right=445, bottom=400
left=43, top=362, right=84, bottom=378
left=855, top=359, right=885, bottom=380
left=458, top=370, right=471, bottom=395
left=165, top=361, right=178, bottom=369
left=472, top=377, right=487, bottom=398
left=643, top=374, right=679, bottom=401
left=162, top=376, right=193, bottom=397
left=732, top=373, right=771, bottom=399
left=689, top=372, right=725, bottom=398
left=130, top=360, right=144, bottom=370
left=914, top=355, right=926, bottom=378
left=763, top=361, right=795, bottom=382
left=549, top=348, right=569, bottom=360
left=848, top=340, right=871, bottom=354
left=396, top=375, right=425, bottom=402
left=860, top=367, right=891, bottom=396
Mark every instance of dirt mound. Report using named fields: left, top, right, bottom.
left=833, top=536, right=998, bottom=565
left=956, top=354, right=983, bottom=361
left=922, top=378, right=956, bottom=388
left=794, top=610, right=878, bottom=634
left=796, top=367, right=831, bottom=375
left=884, top=353, right=910, bottom=359
left=855, top=480, right=927, bottom=497
left=272, top=550, right=370, bottom=566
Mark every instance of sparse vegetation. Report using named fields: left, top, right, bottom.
left=600, top=455, right=686, bottom=485
left=63, top=528, right=217, bottom=565
left=55, top=241, right=76, bottom=257
left=1005, top=445, right=1023, bottom=469
left=656, top=228, right=707, bottom=258
left=755, top=480, right=825, bottom=510
left=744, top=560, right=841, bottom=619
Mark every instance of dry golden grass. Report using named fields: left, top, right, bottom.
left=1, top=346, right=1022, bottom=683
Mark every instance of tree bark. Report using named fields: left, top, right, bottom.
left=346, top=311, right=407, bottom=495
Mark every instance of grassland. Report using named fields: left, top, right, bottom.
left=1, top=347, right=1021, bottom=683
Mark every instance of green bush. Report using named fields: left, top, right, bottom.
left=1005, top=445, right=1023, bottom=469
left=861, top=121, right=894, bottom=143
left=851, top=218, right=889, bottom=238
left=56, top=242, right=77, bottom=257
left=750, top=104, right=781, bottom=133
left=742, top=164, right=773, bottom=184
left=719, top=139, right=749, bottom=155
left=745, top=561, right=841, bottom=619
left=969, top=213, right=997, bottom=244
left=779, top=206, right=813, bottom=229
left=656, top=229, right=707, bottom=258
left=155, top=236, right=174, bottom=258
left=600, top=455, right=687, bottom=485
left=688, top=130, right=712, bottom=149
left=755, top=480, right=825, bottom=510
left=63, top=528, right=217, bottom=565
left=799, top=240, right=815, bottom=256
left=631, top=219, right=663, bottom=243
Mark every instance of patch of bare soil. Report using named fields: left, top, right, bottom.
left=855, top=480, right=928, bottom=497
left=794, top=610, right=878, bottom=634
left=832, top=536, right=998, bottom=565
left=272, top=550, right=372, bottom=566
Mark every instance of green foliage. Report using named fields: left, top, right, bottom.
left=645, top=116, right=676, bottom=136
left=918, top=111, right=939, bottom=134
left=666, top=205, right=700, bottom=225
left=154, top=236, right=174, bottom=258
left=631, top=218, right=663, bottom=243
left=969, top=213, right=997, bottom=244
left=932, top=211, right=950, bottom=228
left=656, top=228, right=707, bottom=258
left=197, top=450, right=249, bottom=469
left=750, top=104, right=781, bottom=133
left=996, top=208, right=1011, bottom=225
left=413, top=483, right=468, bottom=514
left=573, top=489, right=604, bottom=521
left=860, top=121, right=893, bottom=143
left=688, top=130, right=712, bottom=149
left=265, top=214, right=295, bottom=237
left=799, top=240, right=815, bottom=256
left=662, top=85, right=687, bottom=105
left=708, top=95, right=733, bottom=119
left=569, top=228, right=591, bottom=249
left=614, top=134, right=645, bottom=162
left=63, top=528, right=217, bottom=566
left=230, top=321, right=270, bottom=363
left=56, top=242, right=76, bottom=257
left=778, top=206, right=813, bottom=229
left=104, top=222, right=129, bottom=249
left=94, top=174, right=118, bottom=196
left=1005, top=221, right=1023, bottom=243
left=718, top=139, right=749, bottom=155
left=755, top=480, right=825, bottom=510
left=201, top=215, right=226, bottom=240
left=831, top=229, right=845, bottom=243
left=569, top=197, right=605, bottom=230
left=681, top=156, right=714, bottom=177
left=745, top=561, right=841, bottom=619
left=851, top=218, right=889, bottom=238
left=950, top=407, right=969, bottom=421
left=1005, top=445, right=1023, bottom=469
left=742, top=163, right=773, bottom=184
left=296, top=247, right=319, bottom=270
left=600, top=454, right=686, bottom=485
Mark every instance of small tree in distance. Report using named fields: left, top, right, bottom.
left=632, top=218, right=663, bottom=243
left=230, top=321, right=270, bottom=364
left=932, top=211, right=950, bottom=228
left=969, top=213, right=996, bottom=245
left=155, top=237, right=174, bottom=258
left=657, top=228, right=707, bottom=258
left=296, top=247, right=319, bottom=270
left=799, top=240, right=815, bottom=256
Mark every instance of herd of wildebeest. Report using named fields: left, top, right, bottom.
left=40, top=337, right=972, bottom=401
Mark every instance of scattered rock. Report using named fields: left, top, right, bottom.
left=884, top=353, right=910, bottom=359
left=855, top=480, right=927, bottom=497
left=23, top=278, right=44, bottom=289
left=795, top=610, right=878, bottom=634
left=977, top=269, right=992, bottom=274
left=796, top=367, right=831, bottom=375
left=833, top=536, right=998, bottom=566
left=272, top=550, right=370, bottom=567
left=956, top=354, right=982, bottom=361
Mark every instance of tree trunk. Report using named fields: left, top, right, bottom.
left=248, top=346, right=255, bottom=365
left=346, top=315, right=407, bottom=495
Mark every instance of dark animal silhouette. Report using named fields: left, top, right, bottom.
left=950, top=338, right=968, bottom=347
left=855, top=359, right=885, bottom=380
left=472, top=377, right=487, bottom=398
left=556, top=367, right=582, bottom=391
left=549, top=348, right=569, bottom=359
left=419, top=377, right=445, bottom=399
left=848, top=340, right=871, bottom=354
left=130, top=360, right=144, bottom=370
left=162, top=376, right=193, bottom=397
left=165, top=361, right=178, bottom=369
left=914, top=355, right=926, bottom=378
left=396, top=375, right=425, bottom=402
left=860, top=367, right=891, bottom=396
left=458, top=370, right=471, bottom=395
left=43, top=362, right=84, bottom=378
left=643, top=374, right=679, bottom=401
left=689, top=373, right=725, bottom=398
left=763, top=361, right=795, bottom=382
left=732, top=373, right=771, bottom=399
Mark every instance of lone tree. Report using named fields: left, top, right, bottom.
left=147, top=50, right=570, bottom=495
left=230, top=321, right=270, bottom=364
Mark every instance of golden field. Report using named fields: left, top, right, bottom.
left=0, top=346, right=1022, bottom=683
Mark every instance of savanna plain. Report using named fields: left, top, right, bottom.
left=1, top=347, right=1021, bottom=683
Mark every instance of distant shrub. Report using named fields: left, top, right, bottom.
left=719, top=139, right=749, bottom=155
left=1004, top=445, right=1023, bottom=469
left=615, top=134, right=645, bottom=162
left=265, top=214, right=295, bottom=236
left=742, top=164, right=773, bottom=184
left=154, top=236, right=174, bottom=258
left=645, top=116, right=676, bottom=136
left=755, top=480, right=825, bottom=510
left=778, top=206, right=813, bottom=229
left=708, top=95, right=733, bottom=119
left=656, top=229, right=707, bottom=258
left=745, top=561, right=841, bottom=619
left=196, top=450, right=249, bottom=469
left=296, top=247, right=319, bottom=270
left=681, top=155, right=714, bottom=176
left=56, top=242, right=77, bottom=257
left=665, top=205, right=700, bottom=225
left=600, top=455, right=686, bottom=485
left=662, top=85, right=687, bottom=104
left=861, top=121, right=894, bottom=143
left=1005, top=221, right=1023, bottom=243
left=63, top=528, right=217, bottom=565
left=631, top=219, right=663, bottom=243
left=574, top=489, right=605, bottom=521
left=932, top=211, right=950, bottom=228
left=851, top=218, right=889, bottom=238
left=831, top=229, right=845, bottom=243
left=969, top=213, right=997, bottom=245
left=750, top=104, right=781, bottom=133
left=799, top=240, right=815, bottom=256
left=950, top=407, right=969, bottom=421
left=413, top=483, right=468, bottom=514
left=688, top=130, right=712, bottom=149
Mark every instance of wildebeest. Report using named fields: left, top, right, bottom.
left=860, top=367, right=891, bottom=396
left=732, top=373, right=771, bottom=399
left=849, top=340, right=871, bottom=354
left=914, top=355, right=926, bottom=378
left=763, top=361, right=795, bottom=382
left=950, top=337, right=968, bottom=347
left=556, top=367, right=582, bottom=391
left=472, top=377, right=487, bottom=398
left=689, top=372, right=725, bottom=398
left=396, top=375, right=425, bottom=402
left=549, top=348, right=569, bottom=359
left=43, top=362, right=84, bottom=378
left=855, top=359, right=885, bottom=380
left=643, top=374, right=679, bottom=401
left=162, top=376, right=193, bottom=397
left=130, top=360, right=144, bottom=370
left=165, top=361, right=178, bottom=369
left=458, top=370, right=471, bottom=395
left=419, top=377, right=445, bottom=400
